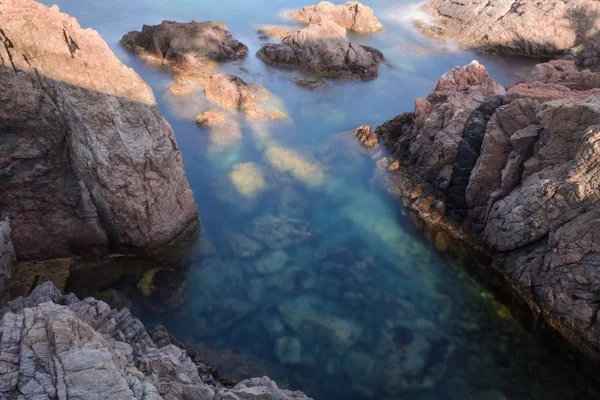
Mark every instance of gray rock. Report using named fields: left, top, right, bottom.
left=257, top=21, right=384, bottom=81
left=0, top=282, right=311, bottom=399
left=374, top=58, right=600, bottom=361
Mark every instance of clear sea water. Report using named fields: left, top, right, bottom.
left=44, top=0, right=600, bottom=398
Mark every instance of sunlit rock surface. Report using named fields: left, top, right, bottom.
left=0, top=0, right=199, bottom=260
left=0, top=282, right=311, bottom=400
left=371, top=59, right=600, bottom=360
left=289, top=1, right=383, bottom=33
left=423, top=0, right=600, bottom=69
left=257, top=21, right=384, bottom=81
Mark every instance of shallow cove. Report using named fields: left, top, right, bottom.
left=45, top=0, right=599, bottom=398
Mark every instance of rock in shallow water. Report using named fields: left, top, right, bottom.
left=0, top=282, right=311, bottom=399
left=257, top=21, right=384, bottom=81
left=245, top=215, right=319, bottom=249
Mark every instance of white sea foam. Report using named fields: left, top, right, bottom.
left=380, top=2, right=435, bottom=27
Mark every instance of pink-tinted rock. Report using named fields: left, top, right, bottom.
left=289, top=1, right=382, bottom=33
left=0, top=0, right=199, bottom=260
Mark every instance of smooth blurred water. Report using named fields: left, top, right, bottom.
left=46, top=0, right=599, bottom=399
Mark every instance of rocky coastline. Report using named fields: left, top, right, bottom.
left=364, top=54, right=600, bottom=360
left=2, top=0, right=600, bottom=397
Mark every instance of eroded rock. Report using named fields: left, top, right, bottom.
left=257, top=21, right=384, bottom=81
left=0, top=0, right=199, bottom=260
left=373, top=58, right=600, bottom=361
left=289, top=1, right=383, bottom=33
left=0, top=282, right=311, bottom=399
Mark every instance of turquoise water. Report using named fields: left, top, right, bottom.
left=46, top=0, right=600, bottom=398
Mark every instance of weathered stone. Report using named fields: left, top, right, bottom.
left=289, top=1, right=382, bottom=33
left=121, top=20, right=248, bottom=66
left=0, top=282, right=311, bottom=399
left=374, top=57, right=600, bottom=361
left=0, top=0, right=199, bottom=260
left=257, top=21, right=384, bottom=81
left=425, top=0, right=600, bottom=66
left=353, top=125, right=378, bottom=149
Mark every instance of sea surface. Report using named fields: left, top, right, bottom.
left=44, top=0, right=600, bottom=398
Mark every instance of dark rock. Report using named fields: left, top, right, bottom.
left=257, top=21, right=384, bottom=81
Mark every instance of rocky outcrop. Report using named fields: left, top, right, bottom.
left=122, top=21, right=284, bottom=120
left=0, top=0, right=199, bottom=260
left=121, top=20, right=248, bottom=66
left=257, top=21, right=384, bottom=81
left=422, top=0, right=600, bottom=69
left=289, top=1, right=382, bottom=33
left=369, top=60, right=600, bottom=361
left=0, top=282, right=311, bottom=399
left=0, top=217, right=15, bottom=299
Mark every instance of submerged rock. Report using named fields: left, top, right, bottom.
left=255, top=250, right=289, bottom=275
left=292, top=76, right=328, bottom=90
left=228, top=162, right=268, bottom=199
left=138, top=267, right=188, bottom=313
left=289, top=1, right=383, bottom=33
left=278, top=295, right=363, bottom=355
left=257, top=21, right=384, bottom=81
left=228, top=233, right=264, bottom=258
left=0, top=0, right=199, bottom=259
left=245, top=215, right=319, bottom=249
left=196, top=109, right=226, bottom=127
left=0, top=282, right=311, bottom=399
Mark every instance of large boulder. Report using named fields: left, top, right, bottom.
left=368, top=59, right=600, bottom=361
left=120, top=20, right=248, bottom=66
left=0, top=282, right=311, bottom=399
left=257, top=21, right=384, bottom=81
left=289, top=1, right=382, bottom=33
left=0, top=0, right=199, bottom=260
left=423, top=0, right=600, bottom=68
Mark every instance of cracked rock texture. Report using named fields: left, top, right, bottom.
left=289, top=1, right=382, bottom=33
left=0, top=281, right=311, bottom=400
left=424, top=0, right=600, bottom=69
left=371, top=59, right=600, bottom=360
left=0, top=0, right=199, bottom=260
left=0, top=217, right=15, bottom=300
left=257, top=21, right=384, bottom=81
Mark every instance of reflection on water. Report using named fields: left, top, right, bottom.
left=47, top=0, right=599, bottom=399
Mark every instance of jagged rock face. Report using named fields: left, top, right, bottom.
left=121, top=20, right=248, bottom=67
left=257, top=21, right=384, bottom=81
left=0, top=217, right=15, bottom=299
left=0, top=0, right=199, bottom=260
left=289, top=1, right=383, bottom=33
left=374, top=60, right=600, bottom=360
left=425, top=0, right=600, bottom=68
left=0, top=282, right=312, bottom=400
